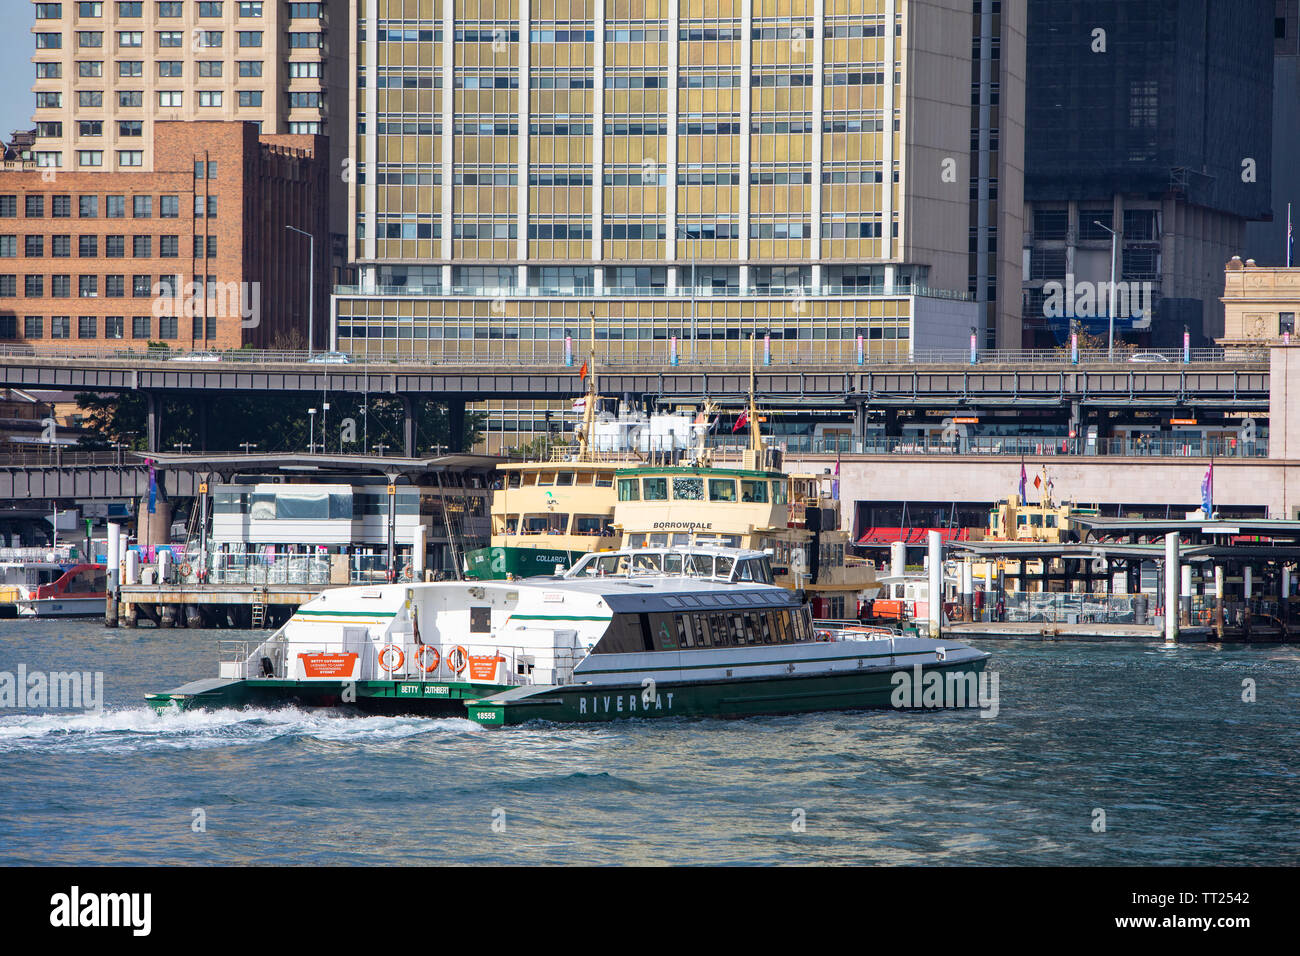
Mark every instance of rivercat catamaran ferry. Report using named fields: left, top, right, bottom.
left=145, top=546, right=989, bottom=725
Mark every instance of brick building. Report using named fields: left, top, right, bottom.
left=0, top=120, right=327, bottom=351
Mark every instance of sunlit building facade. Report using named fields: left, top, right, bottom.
left=333, top=0, right=1025, bottom=448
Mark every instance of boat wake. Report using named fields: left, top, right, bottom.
left=0, top=706, right=483, bottom=754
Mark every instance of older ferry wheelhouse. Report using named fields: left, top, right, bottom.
left=146, top=546, right=988, bottom=726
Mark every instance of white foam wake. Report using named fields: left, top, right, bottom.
left=0, top=705, right=482, bottom=754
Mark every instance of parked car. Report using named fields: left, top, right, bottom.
left=1128, top=352, right=1170, bottom=363
left=169, top=351, right=223, bottom=363
left=307, top=350, right=353, bottom=364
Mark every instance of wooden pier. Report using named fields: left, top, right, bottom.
left=113, top=583, right=325, bottom=629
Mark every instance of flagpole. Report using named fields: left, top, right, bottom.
left=1289, top=203, right=1294, bottom=268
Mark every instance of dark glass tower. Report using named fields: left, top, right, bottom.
left=1022, top=0, right=1274, bottom=347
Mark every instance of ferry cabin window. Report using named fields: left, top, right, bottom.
left=683, top=553, right=714, bottom=577
left=470, top=606, right=491, bottom=633
left=626, top=533, right=646, bottom=547
left=507, top=472, right=521, bottom=489
left=537, top=472, right=555, bottom=486
left=740, top=479, right=769, bottom=503
left=671, top=533, right=690, bottom=547
left=664, top=553, right=683, bottom=574
left=632, top=553, right=663, bottom=574
left=737, top=560, right=755, bottom=581
left=673, top=476, right=703, bottom=500
left=1045, top=515, right=1058, bottom=528
left=709, top=478, right=737, bottom=501
left=772, top=481, right=787, bottom=504
left=676, top=613, right=696, bottom=648
left=643, top=477, right=668, bottom=500
left=574, top=515, right=607, bottom=535
left=618, top=478, right=639, bottom=501
left=556, top=471, right=575, bottom=486
left=522, top=513, right=564, bottom=534
left=715, top=555, right=735, bottom=578
left=594, top=473, right=613, bottom=487
left=649, top=533, right=669, bottom=547
left=594, top=613, right=645, bottom=653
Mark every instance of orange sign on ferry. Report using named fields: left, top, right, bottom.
left=298, top=652, right=360, bottom=678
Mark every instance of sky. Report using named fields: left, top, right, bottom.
left=2, top=1, right=32, bottom=140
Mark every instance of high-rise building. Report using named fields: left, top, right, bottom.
left=1021, top=0, right=1274, bottom=348
left=1243, top=1, right=1299, bottom=266
left=335, top=0, right=1025, bottom=451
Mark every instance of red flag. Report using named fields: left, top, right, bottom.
left=578, top=361, right=588, bottom=380
left=1032, top=474, right=1042, bottom=490
left=733, top=410, right=749, bottom=433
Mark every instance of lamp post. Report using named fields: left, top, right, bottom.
left=322, top=400, right=330, bottom=455
left=240, top=442, right=258, bottom=455
left=1094, top=220, right=1119, bottom=361
left=285, top=224, right=315, bottom=357
left=307, top=408, right=317, bottom=454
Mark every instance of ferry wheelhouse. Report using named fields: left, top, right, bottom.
left=146, top=546, right=989, bottom=725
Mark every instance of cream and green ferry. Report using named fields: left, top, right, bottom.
left=146, top=546, right=989, bottom=725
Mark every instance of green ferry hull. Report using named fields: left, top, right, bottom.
left=466, top=657, right=989, bottom=726
left=145, top=677, right=509, bottom=716
left=464, top=546, right=589, bottom=580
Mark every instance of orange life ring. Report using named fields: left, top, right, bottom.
left=377, top=645, right=405, bottom=672
left=446, top=645, right=468, bottom=675
left=179, top=563, right=193, bottom=577
left=414, top=645, right=440, bottom=674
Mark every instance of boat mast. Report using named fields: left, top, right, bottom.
left=748, top=333, right=764, bottom=453
left=577, top=308, right=598, bottom=461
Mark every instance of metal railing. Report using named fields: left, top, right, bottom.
left=0, top=343, right=1251, bottom=369
left=0, top=546, right=75, bottom=563
left=705, top=434, right=1270, bottom=458
left=334, top=282, right=973, bottom=301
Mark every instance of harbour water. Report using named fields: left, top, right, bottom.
left=1, top=619, right=1297, bottom=866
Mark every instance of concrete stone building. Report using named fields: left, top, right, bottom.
left=1219, top=255, right=1300, bottom=351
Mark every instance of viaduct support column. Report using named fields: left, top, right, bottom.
left=145, top=392, right=160, bottom=453
left=447, top=398, right=467, bottom=453
left=400, top=395, right=417, bottom=458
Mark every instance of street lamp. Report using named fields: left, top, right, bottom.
left=1093, top=220, right=1119, bottom=361
left=173, top=442, right=191, bottom=455
left=307, top=408, right=317, bottom=454
left=285, top=224, right=315, bottom=357
left=322, top=401, right=330, bottom=455
left=240, top=442, right=258, bottom=455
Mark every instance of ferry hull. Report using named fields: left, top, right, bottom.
left=15, top=596, right=106, bottom=618
left=145, top=677, right=510, bottom=715
left=465, top=546, right=587, bottom=580
left=465, top=656, right=989, bottom=726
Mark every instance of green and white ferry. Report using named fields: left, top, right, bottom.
left=146, top=546, right=989, bottom=726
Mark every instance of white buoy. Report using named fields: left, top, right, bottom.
left=927, top=531, right=942, bottom=638
left=1164, top=532, right=1179, bottom=644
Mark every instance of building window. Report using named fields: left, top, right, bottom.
left=79, top=275, right=99, bottom=297
left=198, top=0, right=222, bottom=14
left=159, top=196, right=179, bottom=218
left=105, top=315, right=124, bottom=339
left=237, top=31, right=263, bottom=47
left=118, top=151, right=143, bottom=167
left=118, top=90, right=142, bottom=106
left=157, top=61, right=182, bottom=77
left=288, top=122, right=321, bottom=134
left=198, top=61, right=222, bottom=77
left=118, top=61, right=143, bottom=77
left=77, top=32, right=103, bottom=48
left=36, top=63, right=62, bottom=79
left=36, top=92, right=63, bottom=109
left=238, top=1, right=262, bottom=14
left=79, top=196, right=99, bottom=218
left=288, top=2, right=319, bottom=16
left=0, top=198, right=14, bottom=218
left=77, top=91, right=102, bottom=108
left=289, top=92, right=321, bottom=109
left=25, top=316, right=43, bottom=339
left=105, top=235, right=125, bottom=256
left=157, top=1, right=181, bottom=15
left=51, top=236, right=71, bottom=257
left=24, top=275, right=44, bottom=296
left=52, top=196, right=72, bottom=218
left=238, top=60, right=263, bottom=77
left=160, top=235, right=178, bottom=257
left=25, top=236, right=45, bottom=256
left=52, top=316, right=71, bottom=338
left=35, top=3, right=63, bottom=17
left=132, top=315, right=150, bottom=338
left=0, top=236, right=14, bottom=258
left=1281, top=313, right=1296, bottom=336
left=118, top=121, right=142, bottom=137
left=0, top=316, right=16, bottom=340
left=132, top=195, right=152, bottom=218
left=118, top=2, right=142, bottom=15
left=132, top=274, right=152, bottom=297
left=79, top=120, right=103, bottom=137
left=105, top=275, right=124, bottom=297
left=36, top=34, right=63, bottom=50
left=198, top=31, right=223, bottom=49
left=24, top=197, right=44, bottom=218
left=78, top=315, right=97, bottom=338
left=79, top=61, right=103, bottom=77
left=159, top=315, right=177, bottom=338
left=78, top=1, right=102, bottom=13
left=133, top=235, right=151, bottom=257
left=198, top=91, right=223, bottom=107
left=51, top=275, right=71, bottom=296
left=78, top=151, right=104, bottom=168
left=118, top=31, right=142, bottom=47
left=157, top=91, right=182, bottom=109
left=238, top=90, right=262, bottom=107
left=0, top=275, right=16, bottom=297
left=158, top=31, right=183, bottom=47
left=288, top=32, right=320, bottom=48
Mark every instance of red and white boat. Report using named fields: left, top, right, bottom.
left=15, top=563, right=108, bottom=618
